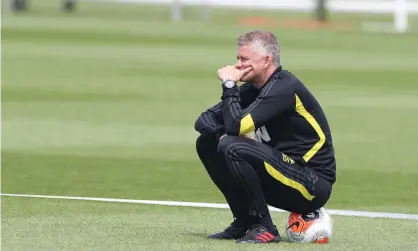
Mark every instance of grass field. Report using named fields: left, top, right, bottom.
left=2, top=1, right=418, bottom=250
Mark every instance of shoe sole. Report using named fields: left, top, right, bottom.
left=236, top=237, right=281, bottom=244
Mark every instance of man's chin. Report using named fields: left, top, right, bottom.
left=240, top=76, right=254, bottom=83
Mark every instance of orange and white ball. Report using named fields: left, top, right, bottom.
left=286, top=208, right=333, bottom=244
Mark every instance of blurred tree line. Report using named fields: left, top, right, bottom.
left=9, top=0, right=76, bottom=12
left=9, top=0, right=327, bottom=21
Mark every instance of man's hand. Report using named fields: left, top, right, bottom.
left=217, top=65, right=252, bottom=82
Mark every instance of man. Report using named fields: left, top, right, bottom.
left=194, top=31, right=336, bottom=244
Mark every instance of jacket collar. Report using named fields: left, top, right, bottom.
left=265, top=65, right=282, bottom=83
left=255, top=65, right=282, bottom=90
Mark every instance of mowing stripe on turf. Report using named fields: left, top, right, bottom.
left=1, top=193, right=418, bottom=220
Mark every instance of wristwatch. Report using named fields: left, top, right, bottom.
left=222, top=79, right=236, bottom=89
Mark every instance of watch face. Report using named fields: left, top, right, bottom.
left=225, top=81, right=235, bottom=88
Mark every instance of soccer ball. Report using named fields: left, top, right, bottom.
left=286, top=208, right=333, bottom=244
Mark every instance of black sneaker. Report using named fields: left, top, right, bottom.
left=208, top=220, right=249, bottom=240
left=236, top=224, right=281, bottom=244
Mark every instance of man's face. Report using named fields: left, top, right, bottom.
left=236, top=45, right=267, bottom=83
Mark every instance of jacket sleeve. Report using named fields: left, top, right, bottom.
left=194, top=83, right=260, bottom=136
left=221, top=80, right=294, bottom=136
left=194, top=102, right=224, bottom=135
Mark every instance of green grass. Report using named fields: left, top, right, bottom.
left=2, top=1, right=418, bottom=250
left=2, top=197, right=418, bottom=251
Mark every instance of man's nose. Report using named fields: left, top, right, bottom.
left=236, top=61, right=243, bottom=69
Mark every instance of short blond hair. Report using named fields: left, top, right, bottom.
left=237, top=31, right=280, bottom=66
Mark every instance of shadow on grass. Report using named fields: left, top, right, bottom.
left=182, top=231, right=295, bottom=244
left=185, top=232, right=210, bottom=239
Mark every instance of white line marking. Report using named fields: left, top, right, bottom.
left=1, top=193, right=418, bottom=220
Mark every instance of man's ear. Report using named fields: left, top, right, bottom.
left=264, top=55, right=271, bottom=68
